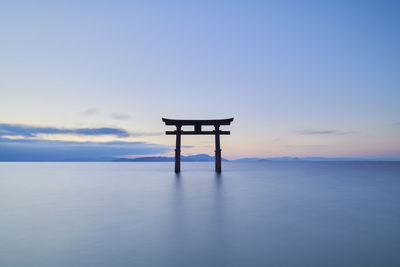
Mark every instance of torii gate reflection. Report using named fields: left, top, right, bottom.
left=162, top=118, right=234, bottom=173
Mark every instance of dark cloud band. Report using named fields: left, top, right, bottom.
left=0, top=123, right=130, bottom=137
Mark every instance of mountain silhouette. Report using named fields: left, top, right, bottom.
left=113, top=154, right=228, bottom=162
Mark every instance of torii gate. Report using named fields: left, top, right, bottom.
left=162, top=118, right=234, bottom=173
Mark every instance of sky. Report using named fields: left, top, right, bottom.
left=1, top=1, right=400, bottom=160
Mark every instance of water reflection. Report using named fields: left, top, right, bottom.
left=171, top=172, right=183, bottom=236
left=167, top=170, right=229, bottom=266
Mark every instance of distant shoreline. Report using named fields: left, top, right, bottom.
left=1, top=153, right=399, bottom=162
left=1, top=160, right=399, bottom=163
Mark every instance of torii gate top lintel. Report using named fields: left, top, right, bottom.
left=162, top=118, right=233, bottom=136
left=162, top=118, right=234, bottom=126
left=162, top=117, right=234, bottom=173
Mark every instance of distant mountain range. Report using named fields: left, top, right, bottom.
left=113, top=154, right=228, bottom=162
left=113, top=154, right=400, bottom=162
left=232, top=157, right=387, bottom=162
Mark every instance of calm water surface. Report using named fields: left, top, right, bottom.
left=1, top=162, right=399, bottom=267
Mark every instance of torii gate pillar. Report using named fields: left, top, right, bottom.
left=162, top=118, right=233, bottom=173
left=215, top=125, right=221, bottom=173
left=175, top=125, right=181, bottom=173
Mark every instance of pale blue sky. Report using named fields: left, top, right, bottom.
left=1, top=1, right=399, bottom=159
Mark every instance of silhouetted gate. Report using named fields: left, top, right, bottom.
left=162, top=118, right=234, bottom=173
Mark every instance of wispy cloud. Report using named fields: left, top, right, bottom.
left=297, top=129, right=354, bottom=135
left=110, top=113, right=131, bottom=120
left=81, top=108, right=99, bottom=116
left=0, top=123, right=130, bottom=137
left=0, top=138, right=170, bottom=161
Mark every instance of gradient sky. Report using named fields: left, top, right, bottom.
left=1, top=1, right=399, bottom=160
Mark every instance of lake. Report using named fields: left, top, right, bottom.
left=1, top=162, right=399, bottom=266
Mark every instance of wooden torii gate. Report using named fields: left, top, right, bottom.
left=162, top=118, right=234, bottom=173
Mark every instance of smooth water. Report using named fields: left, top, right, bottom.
left=0, top=162, right=399, bottom=267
